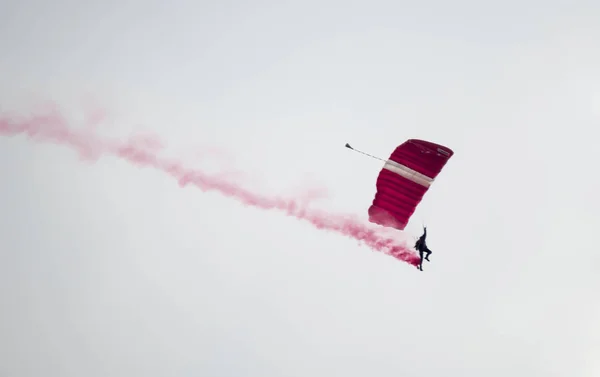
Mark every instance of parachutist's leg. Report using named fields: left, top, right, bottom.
left=424, top=247, right=432, bottom=261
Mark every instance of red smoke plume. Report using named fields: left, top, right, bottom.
left=0, top=106, right=420, bottom=267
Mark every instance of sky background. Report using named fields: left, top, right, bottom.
left=1, top=0, right=599, bottom=376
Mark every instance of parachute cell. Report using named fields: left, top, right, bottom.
left=368, top=139, right=453, bottom=230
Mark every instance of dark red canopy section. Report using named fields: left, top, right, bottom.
left=368, top=139, right=454, bottom=230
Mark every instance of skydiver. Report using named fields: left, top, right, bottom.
left=415, top=226, right=432, bottom=271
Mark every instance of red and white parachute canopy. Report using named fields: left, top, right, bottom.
left=347, top=139, right=454, bottom=230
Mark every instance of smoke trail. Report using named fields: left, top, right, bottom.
left=0, top=107, right=420, bottom=267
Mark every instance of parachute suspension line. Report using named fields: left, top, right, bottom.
left=345, top=143, right=411, bottom=173
left=344, top=143, right=388, bottom=163
left=345, top=142, right=436, bottom=187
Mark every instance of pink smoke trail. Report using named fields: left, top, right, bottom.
left=0, top=107, right=420, bottom=267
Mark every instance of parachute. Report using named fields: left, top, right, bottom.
left=346, top=139, right=454, bottom=230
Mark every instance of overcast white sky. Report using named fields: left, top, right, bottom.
left=1, top=0, right=599, bottom=376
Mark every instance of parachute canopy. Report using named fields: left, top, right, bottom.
left=367, top=139, right=454, bottom=230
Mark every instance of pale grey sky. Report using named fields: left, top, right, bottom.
left=1, top=1, right=599, bottom=376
